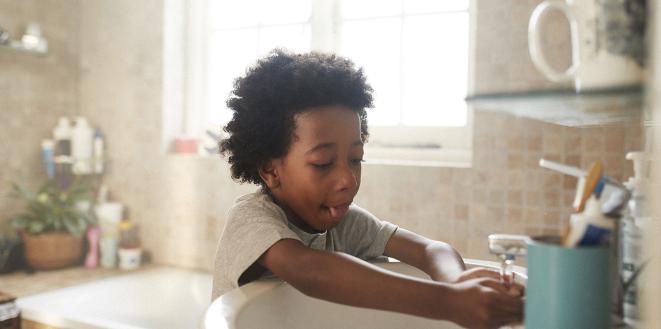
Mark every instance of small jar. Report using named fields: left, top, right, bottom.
left=118, top=248, right=141, bottom=270
left=0, top=292, right=21, bottom=329
left=118, top=220, right=141, bottom=270
left=119, top=220, right=140, bottom=249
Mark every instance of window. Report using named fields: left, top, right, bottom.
left=181, top=0, right=474, bottom=165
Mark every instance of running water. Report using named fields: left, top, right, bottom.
left=499, top=255, right=514, bottom=288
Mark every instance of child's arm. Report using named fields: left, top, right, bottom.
left=259, top=238, right=522, bottom=328
left=383, top=228, right=466, bottom=282
left=384, top=228, right=502, bottom=283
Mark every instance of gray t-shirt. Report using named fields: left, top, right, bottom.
left=212, top=190, right=398, bottom=300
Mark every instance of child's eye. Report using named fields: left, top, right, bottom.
left=351, top=158, right=365, bottom=165
left=312, top=162, right=333, bottom=169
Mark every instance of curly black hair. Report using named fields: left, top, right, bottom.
left=219, top=49, right=374, bottom=187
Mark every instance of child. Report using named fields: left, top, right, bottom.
left=213, top=49, right=523, bottom=328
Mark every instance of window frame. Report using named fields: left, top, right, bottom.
left=178, top=0, right=476, bottom=166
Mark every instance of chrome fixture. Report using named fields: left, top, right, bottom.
left=488, top=234, right=529, bottom=287
left=0, top=23, right=48, bottom=54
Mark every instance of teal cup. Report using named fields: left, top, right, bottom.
left=525, top=236, right=612, bottom=329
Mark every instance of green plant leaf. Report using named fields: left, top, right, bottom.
left=8, top=179, right=95, bottom=236
left=27, top=202, right=48, bottom=220
left=63, top=215, right=86, bottom=237
left=8, top=214, right=31, bottom=230
left=68, top=183, right=93, bottom=199
left=82, top=212, right=94, bottom=224
left=53, top=216, right=63, bottom=230
left=10, top=182, right=35, bottom=201
left=29, top=221, right=45, bottom=234
left=37, top=180, right=56, bottom=195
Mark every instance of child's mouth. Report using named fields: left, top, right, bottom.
left=323, top=203, right=350, bottom=219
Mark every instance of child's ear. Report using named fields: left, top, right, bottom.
left=258, top=160, right=280, bottom=189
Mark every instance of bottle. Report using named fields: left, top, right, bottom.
left=563, top=195, right=614, bottom=247
left=95, top=202, right=124, bottom=268
left=53, top=117, right=72, bottom=157
left=85, top=227, right=100, bottom=268
left=119, top=220, right=140, bottom=249
left=53, top=117, right=73, bottom=187
left=118, top=220, right=141, bottom=270
left=41, top=139, right=55, bottom=179
left=93, top=129, right=104, bottom=174
left=71, top=117, right=94, bottom=175
left=621, top=152, right=650, bottom=327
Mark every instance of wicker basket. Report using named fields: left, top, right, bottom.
left=22, top=232, right=82, bottom=270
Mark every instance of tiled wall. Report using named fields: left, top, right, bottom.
left=0, top=0, right=81, bottom=231
left=358, top=117, right=642, bottom=261
left=0, top=0, right=645, bottom=270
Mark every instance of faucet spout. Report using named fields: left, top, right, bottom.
left=488, top=234, right=529, bottom=287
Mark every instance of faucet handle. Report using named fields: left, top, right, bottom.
left=488, top=234, right=529, bottom=259
left=0, top=27, right=9, bottom=44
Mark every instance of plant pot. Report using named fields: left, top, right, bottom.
left=22, top=232, right=82, bottom=270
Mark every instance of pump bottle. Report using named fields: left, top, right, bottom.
left=621, top=151, right=649, bottom=327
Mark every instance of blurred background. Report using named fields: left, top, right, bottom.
left=0, top=0, right=659, bottom=328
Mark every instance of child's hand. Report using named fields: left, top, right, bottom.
left=453, top=267, right=501, bottom=283
left=449, top=277, right=524, bottom=329
left=453, top=268, right=525, bottom=297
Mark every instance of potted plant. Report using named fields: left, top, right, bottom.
left=8, top=179, right=94, bottom=270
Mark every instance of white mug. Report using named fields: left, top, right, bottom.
left=528, top=0, right=643, bottom=91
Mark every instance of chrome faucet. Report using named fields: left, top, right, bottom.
left=488, top=234, right=529, bottom=287
left=0, top=23, right=48, bottom=54
left=0, top=26, right=9, bottom=44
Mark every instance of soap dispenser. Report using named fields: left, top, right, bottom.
left=53, top=117, right=72, bottom=158
left=53, top=117, right=73, bottom=187
left=621, top=151, right=649, bottom=327
left=72, top=117, right=94, bottom=175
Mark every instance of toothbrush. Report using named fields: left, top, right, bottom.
left=539, top=158, right=630, bottom=207
left=539, top=158, right=588, bottom=210
left=539, top=158, right=627, bottom=188
left=576, top=162, right=603, bottom=212
left=539, top=159, right=586, bottom=178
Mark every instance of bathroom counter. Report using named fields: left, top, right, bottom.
left=0, top=264, right=159, bottom=298
left=15, top=267, right=211, bottom=329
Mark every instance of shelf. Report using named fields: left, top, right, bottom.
left=0, top=39, right=48, bottom=55
left=465, top=85, right=643, bottom=127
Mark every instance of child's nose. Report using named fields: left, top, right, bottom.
left=335, top=163, right=358, bottom=192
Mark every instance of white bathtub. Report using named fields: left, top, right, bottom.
left=205, top=259, right=526, bottom=329
left=17, top=266, right=212, bottom=329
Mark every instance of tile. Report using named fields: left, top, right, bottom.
left=542, top=191, right=561, bottom=208
left=507, top=189, right=524, bottom=205
left=507, top=171, right=524, bottom=188
left=525, top=191, right=543, bottom=207
left=506, top=207, right=524, bottom=224
left=454, top=204, right=469, bottom=221
left=527, top=134, right=543, bottom=152
left=488, top=189, right=505, bottom=205
left=507, top=153, right=525, bottom=169
left=582, top=128, right=606, bottom=154
left=543, top=133, right=564, bottom=154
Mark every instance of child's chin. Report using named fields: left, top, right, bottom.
left=325, top=217, right=344, bottom=229
left=313, top=217, right=342, bottom=232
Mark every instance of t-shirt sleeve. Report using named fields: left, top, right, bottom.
left=335, top=204, right=398, bottom=260
left=212, top=200, right=301, bottom=298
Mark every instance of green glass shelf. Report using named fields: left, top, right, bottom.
left=465, top=85, right=644, bottom=127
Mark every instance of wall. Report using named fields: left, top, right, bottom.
left=0, top=0, right=81, bottom=232
left=644, top=0, right=660, bottom=324
left=1, top=0, right=644, bottom=270
left=80, top=0, right=642, bottom=269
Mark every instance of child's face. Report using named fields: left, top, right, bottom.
left=266, top=105, right=364, bottom=232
